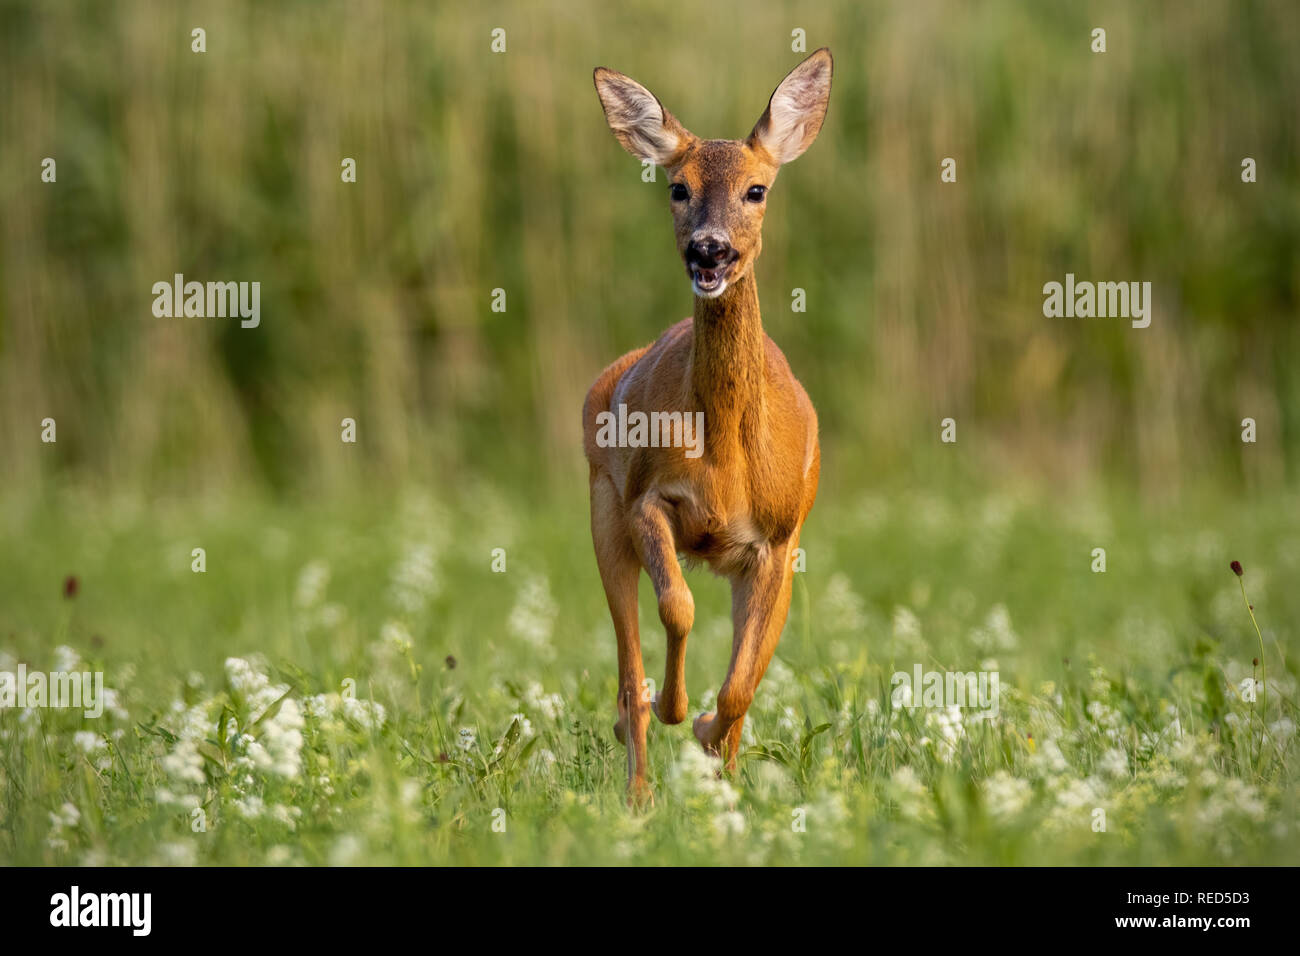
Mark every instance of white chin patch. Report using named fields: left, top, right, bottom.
left=691, top=276, right=728, bottom=298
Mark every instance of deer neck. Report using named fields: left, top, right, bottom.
left=691, top=269, right=766, bottom=455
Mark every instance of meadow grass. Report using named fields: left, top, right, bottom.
left=1, top=479, right=1296, bottom=865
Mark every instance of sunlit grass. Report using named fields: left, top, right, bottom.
left=1, top=482, right=1296, bottom=865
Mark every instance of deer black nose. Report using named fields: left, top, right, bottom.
left=687, top=236, right=733, bottom=268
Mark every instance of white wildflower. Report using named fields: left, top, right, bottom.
left=1196, top=778, right=1268, bottom=827
left=970, top=604, right=1019, bottom=651
left=508, top=576, right=558, bottom=650
left=1054, top=777, right=1104, bottom=812
left=266, top=845, right=294, bottom=866
left=983, top=771, right=1032, bottom=821
left=820, top=573, right=866, bottom=633
left=330, top=833, right=364, bottom=866
left=1098, top=748, right=1129, bottom=778
left=667, top=745, right=737, bottom=810
left=161, top=702, right=209, bottom=785
left=224, top=657, right=288, bottom=718
left=268, top=803, right=302, bottom=829
left=100, top=688, right=129, bottom=721
left=259, top=697, right=305, bottom=779
left=381, top=620, right=412, bottom=653
left=341, top=696, right=386, bottom=732
left=390, top=542, right=440, bottom=613
left=294, top=560, right=330, bottom=609
left=53, top=645, right=80, bottom=673
left=1033, top=738, right=1069, bottom=775
left=73, top=731, right=103, bottom=754
left=777, top=705, right=800, bottom=735
left=713, top=810, right=746, bottom=836
left=923, top=705, right=965, bottom=762
left=892, top=606, right=923, bottom=649
left=49, top=801, right=80, bottom=830
left=522, top=681, right=565, bottom=721
left=156, top=842, right=196, bottom=866
left=888, top=766, right=931, bottom=821
left=232, top=795, right=264, bottom=819
left=303, top=693, right=336, bottom=719
left=806, top=790, right=850, bottom=831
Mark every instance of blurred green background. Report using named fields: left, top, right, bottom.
left=2, top=0, right=1297, bottom=501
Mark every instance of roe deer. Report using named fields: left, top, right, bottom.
left=584, top=49, right=831, bottom=803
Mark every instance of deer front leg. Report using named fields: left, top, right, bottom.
left=591, top=476, right=652, bottom=805
left=630, top=491, right=694, bottom=726
left=694, top=534, right=798, bottom=770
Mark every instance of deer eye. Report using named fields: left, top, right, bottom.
left=670, top=183, right=689, bottom=202
left=746, top=185, right=767, bottom=203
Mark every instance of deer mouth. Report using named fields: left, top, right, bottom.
left=688, top=261, right=733, bottom=298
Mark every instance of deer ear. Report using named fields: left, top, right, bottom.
left=594, top=68, right=693, bottom=166
left=748, top=48, right=833, bottom=164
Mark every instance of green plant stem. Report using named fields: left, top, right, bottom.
left=1238, top=578, right=1266, bottom=715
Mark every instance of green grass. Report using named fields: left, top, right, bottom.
left=1, top=480, right=1296, bottom=865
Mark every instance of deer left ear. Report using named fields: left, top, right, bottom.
left=594, top=67, right=694, bottom=167
left=748, top=48, right=833, bottom=165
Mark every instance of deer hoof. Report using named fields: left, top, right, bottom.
left=652, top=689, right=687, bottom=725
left=693, top=711, right=720, bottom=751
left=626, top=778, right=655, bottom=810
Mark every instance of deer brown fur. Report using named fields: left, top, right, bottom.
left=585, top=48, right=832, bottom=803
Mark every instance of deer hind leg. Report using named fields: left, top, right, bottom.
left=694, top=533, right=798, bottom=771
left=591, top=475, right=651, bottom=804
left=630, top=491, right=694, bottom=726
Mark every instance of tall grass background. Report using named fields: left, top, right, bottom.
left=1, top=0, right=1297, bottom=502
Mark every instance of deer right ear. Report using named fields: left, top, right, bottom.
left=748, top=47, right=833, bottom=165
left=594, top=68, right=693, bottom=167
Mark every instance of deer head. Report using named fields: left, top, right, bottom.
left=594, top=48, right=833, bottom=299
